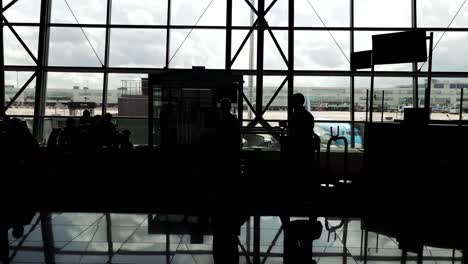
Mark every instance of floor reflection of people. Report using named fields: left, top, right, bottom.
left=212, top=215, right=248, bottom=264
left=0, top=225, right=8, bottom=264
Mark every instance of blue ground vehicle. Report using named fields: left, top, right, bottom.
left=314, top=122, right=363, bottom=148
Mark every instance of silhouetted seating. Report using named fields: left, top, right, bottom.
left=46, top=111, right=132, bottom=155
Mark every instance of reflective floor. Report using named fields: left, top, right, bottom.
left=7, top=214, right=463, bottom=264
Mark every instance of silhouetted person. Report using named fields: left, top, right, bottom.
left=207, top=98, right=241, bottom=184
left=211, top=98, right=244, bottom=264
left=90, top=115, right=104, bottom=149
left=280, top=93, right=317, bottom=198
left=289, top=93, right=315, bottom=153
left=47, top=128, right=62, bottom=151
left=102, top=113, right=117, bottom=147
left=75, top=114, right=100, bottom=152
left=212, top=215, right=248, bottom=264
left=79, top=109, right=92, bottom=127
left=216, top=98, right=240, bottom=156
left=58, top=117, right=78, bottom=151
left=6, top=118, right=38, bottom=166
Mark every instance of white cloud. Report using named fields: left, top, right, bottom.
left=3, top=26, right=39, bottom=65
left=111, top=0, right=167, bottom=25
left=418, top=0, right=468, bottom=27
left=109, top=28, right=166, bottom=67
left=355, top=0, right=411, bottom=27
left=51, top=0, right=107, bottom=24
left=295, top=0, right=349, bottom=27
left=172, top=0, right=226, bottom=26
left=295, top=30, right=350, bottom=70
left=169, top=29, right=225, bottom=68
left=48, top=27, right=106, bottom=66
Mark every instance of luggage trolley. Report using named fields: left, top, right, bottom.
left=324, top=125, right=350, bottom=188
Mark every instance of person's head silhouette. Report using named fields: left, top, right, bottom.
left=220, top=98, right=232, bottom=114
left=292, top=93, right=306, bottom=110
left=103, top=113, right=113, bottom=123
left=92, top=115, right=102, bottom=126
left=83, top=109, right=91, bottom=118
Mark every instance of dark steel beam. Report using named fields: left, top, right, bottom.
left=231, top=19, right=258, bottom=67
left=165, top=233, right=170, bottom=264
left=2, top=16, right=38, bottom=64
left=148, top=72, right=154, bottom=148
left=0, top=0, right=5, bottom=117
left=381, top=90, right=384, bottom=122
left=33, top=0, right=51, bottom=140
left=253, top=216, right=260, bottom=264
left=350, top=0, right=355, bottom=148
left=40, top=212, right=56, bottom=264
left=412, top=0, right=419, bottom=108
left=165, top=0, right=171, bottom=67
left=7, top=65, right=468, bottom=78
left=459, top=88, right=464, bottom=125
left=369, top=61, right=375, bottom=122
left=6, top=245, right=465, bottom=262
left=260, top=227, right=283, bottom=264
left=343, top=221, right=349, bottom=264
left=226, top=0, right=232, bottom=70
left=102, top=0, right=112, bottom=114
left=5, top=71, right=37, bottom=109
left=246, top=218, right=251, bottom=256
left=264, top=0, right=277, bottom=15
left=363, top=230, right=368, bottom=264
left=242, top=92, right=257, bottom=115
left=238, top=238, right=253, bottom=264
left=424, top=33, right=434, bottom=112
left=365, top=89, right=369, bottom=122
left=266, top=26, right=289, bottom=67
left=247, top=0, right=255, bottom=121
left=6, top=22, right=468, bottom=32
left=105, top=213, right=113, bottom=259
left=262, top=75, right=287, bottom=115
left=1, top=0, right=18, bottom=13
left=244, top=0, right=258, bottom=15
left=2, top=22, right=39, bottom=26
left=287, top=0, right=294, bottom=131
left=401, top=250, right=407, bottom=264
left=256, top=0, right=264, bottom=122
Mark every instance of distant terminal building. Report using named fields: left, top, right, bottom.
left=4, top=78, right=468, bottom=116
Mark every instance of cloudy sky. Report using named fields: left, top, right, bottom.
left=3, top=0, right=468, bottom=96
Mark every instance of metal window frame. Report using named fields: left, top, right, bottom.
left=2, top=1, right=468, bottom=263
left=3, top=0, right=468, bottom=136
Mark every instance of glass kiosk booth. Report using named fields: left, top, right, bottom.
left=148, top=68, right=244, bottom=148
